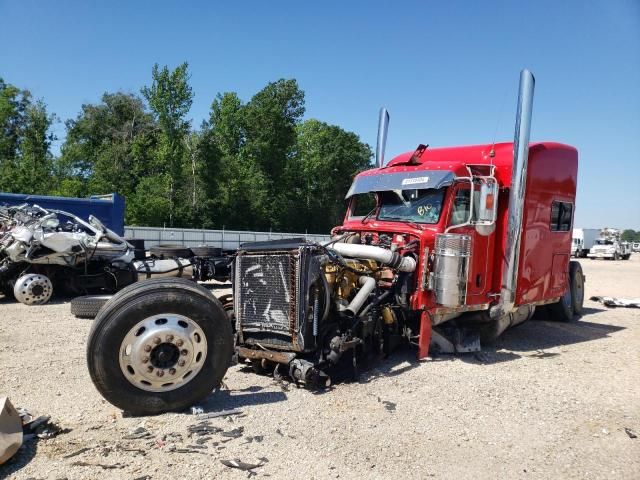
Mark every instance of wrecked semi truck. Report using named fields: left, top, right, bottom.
left=86, top=70, right=585, bottom=414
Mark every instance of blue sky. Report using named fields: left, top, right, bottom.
left=1, top=0, right=639, bottom=229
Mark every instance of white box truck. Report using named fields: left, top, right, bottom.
left=572, top=228, right=600, bottom=257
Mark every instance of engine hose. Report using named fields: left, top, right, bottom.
left=359, top=290, right=392, bottom=318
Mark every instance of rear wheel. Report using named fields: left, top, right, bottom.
left=549, top=276, right=574, bottom=322
left=569, top=261, right=584, bottom=316
left=86, top=278, right=233, bottom=415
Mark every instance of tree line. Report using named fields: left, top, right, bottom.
left=621, top=230, right=640, bottom=243
left=0, top=63, right=372, bottom=233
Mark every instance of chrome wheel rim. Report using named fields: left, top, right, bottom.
left=119, top=314, right=208, bottom=392
left=14, top=274, right=53, bottom=305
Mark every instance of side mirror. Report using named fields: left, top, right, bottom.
left=474, top=177, right=499, bottom=235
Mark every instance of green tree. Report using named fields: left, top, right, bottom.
left=0, top=79, right=30, bottom=191
left=15, top=100, right=57, bottom=194
left=56, top=92, right=157, bottom=216
left=141, top=63, right=193, bottom=226
left=288, top=119, right=372, bottom=232
left=242, top=79, right=305, bottom=229
left=201, top=92, right=270, bottom=230
left=621, top=229, right=637, bottom=242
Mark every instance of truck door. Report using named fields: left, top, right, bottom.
left=447, top=184, right=496, bottom=304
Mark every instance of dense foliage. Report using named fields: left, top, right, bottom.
left=0, top=64, right=372, bottom=233
left=621, top=230, right=640, bottom=242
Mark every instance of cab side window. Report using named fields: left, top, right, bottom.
left=349, top=193, right=377, bottom=218
left=550, top=201, right=573, bottom=231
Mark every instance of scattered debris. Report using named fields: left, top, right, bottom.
left=625, top=428, right=638, bottom=439
left=590, top=296, right=640, bottom=308
left=118, top=446, right=147, bottom=455
left=382, top=400, right=397, bottom=412
left=62, top=447, right=93, bottom=459
left=221, top=426, right=245, bottom=438
left=197, top=408, right=243, bottom=419
left=71, top=460, right=125, bottom=469
left=220, top=457, right=269, bottom=476
left=190, top=406, right=204, bottom=415
left=187, top=422, right=223, bottom=436
left=122, top=427, right=153, bottom=440
left=242, top=435, right=264, bottom=444
left=168, top=446, right=205, bottom=454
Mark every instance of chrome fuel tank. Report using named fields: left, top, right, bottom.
left=433, top=233, right=471, bottom=307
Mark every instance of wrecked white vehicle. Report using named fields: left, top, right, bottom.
left=0, top=204, right=194, bottom=305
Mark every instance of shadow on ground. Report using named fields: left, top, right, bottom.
left=197, top=385, right=288, bottom=412
left=235, top=304, right=625, bottom=386
left=463, top=306, right=623, bottom=364
left=0, top=439, right=39, bottom=478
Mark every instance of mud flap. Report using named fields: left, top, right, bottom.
left=417, top=311, right=432, bottom=359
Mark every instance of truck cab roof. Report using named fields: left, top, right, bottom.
left=353, top=141, right=577, bottom=190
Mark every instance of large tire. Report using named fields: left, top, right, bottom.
left=191, top=246, right=223, bottom=257
left=86, top=277, right=233, bottom=415
left=569, top=261, right=584, bottom=316
left=70, top=295, right=112, bottom=319
left=549, top=273, right=575, bottom=322
left=150, top=244, right=193, bottom=258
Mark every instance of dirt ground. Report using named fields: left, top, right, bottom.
left=1, top=257, right=639, bottom=480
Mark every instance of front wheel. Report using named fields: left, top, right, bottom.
left=86, top=278, right=233, bottom=415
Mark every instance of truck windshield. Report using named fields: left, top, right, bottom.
left=350, top=188, right=446, bottom=224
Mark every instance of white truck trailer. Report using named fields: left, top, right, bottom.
left=572, top=228, right=600, bottom=258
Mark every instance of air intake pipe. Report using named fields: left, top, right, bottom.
left=490, top=69, right=535, bottom=319
left=328, top=242, right=416, bottom=272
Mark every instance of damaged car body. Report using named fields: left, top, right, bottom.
left=0, top=204, right=225, bottom=305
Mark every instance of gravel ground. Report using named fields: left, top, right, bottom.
left=1, top=258, right=639, bottom=480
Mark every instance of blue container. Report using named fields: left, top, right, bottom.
left=0, top=192, right=125, bottom=235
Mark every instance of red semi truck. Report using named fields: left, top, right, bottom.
left=87, top=70, right=585, bottom=414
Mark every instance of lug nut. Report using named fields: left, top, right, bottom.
left=147, top=366, right=154, bottom=373
left=178, top=360, right=186, bottom=367
left=153, top=337, right=161, bottom=345
left=176, top=339, right=184, bottom=347
left=181, top=349, right=188, bottom=356
left=142, top=356, right=149, bottom=364
left=144, top=345, right=152, bottom=352
left=166, top=334, right=174, bottom=342
left=156, top=370, right=164, bottom=377
left=169, top=368, right=176, bottom=375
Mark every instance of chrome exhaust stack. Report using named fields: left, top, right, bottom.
left=490, top=69, right=535, bottom=319
left=375, top=108, right=390, bottom=168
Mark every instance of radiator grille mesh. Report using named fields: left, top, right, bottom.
left=235, top=252, right=298, bottom=345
